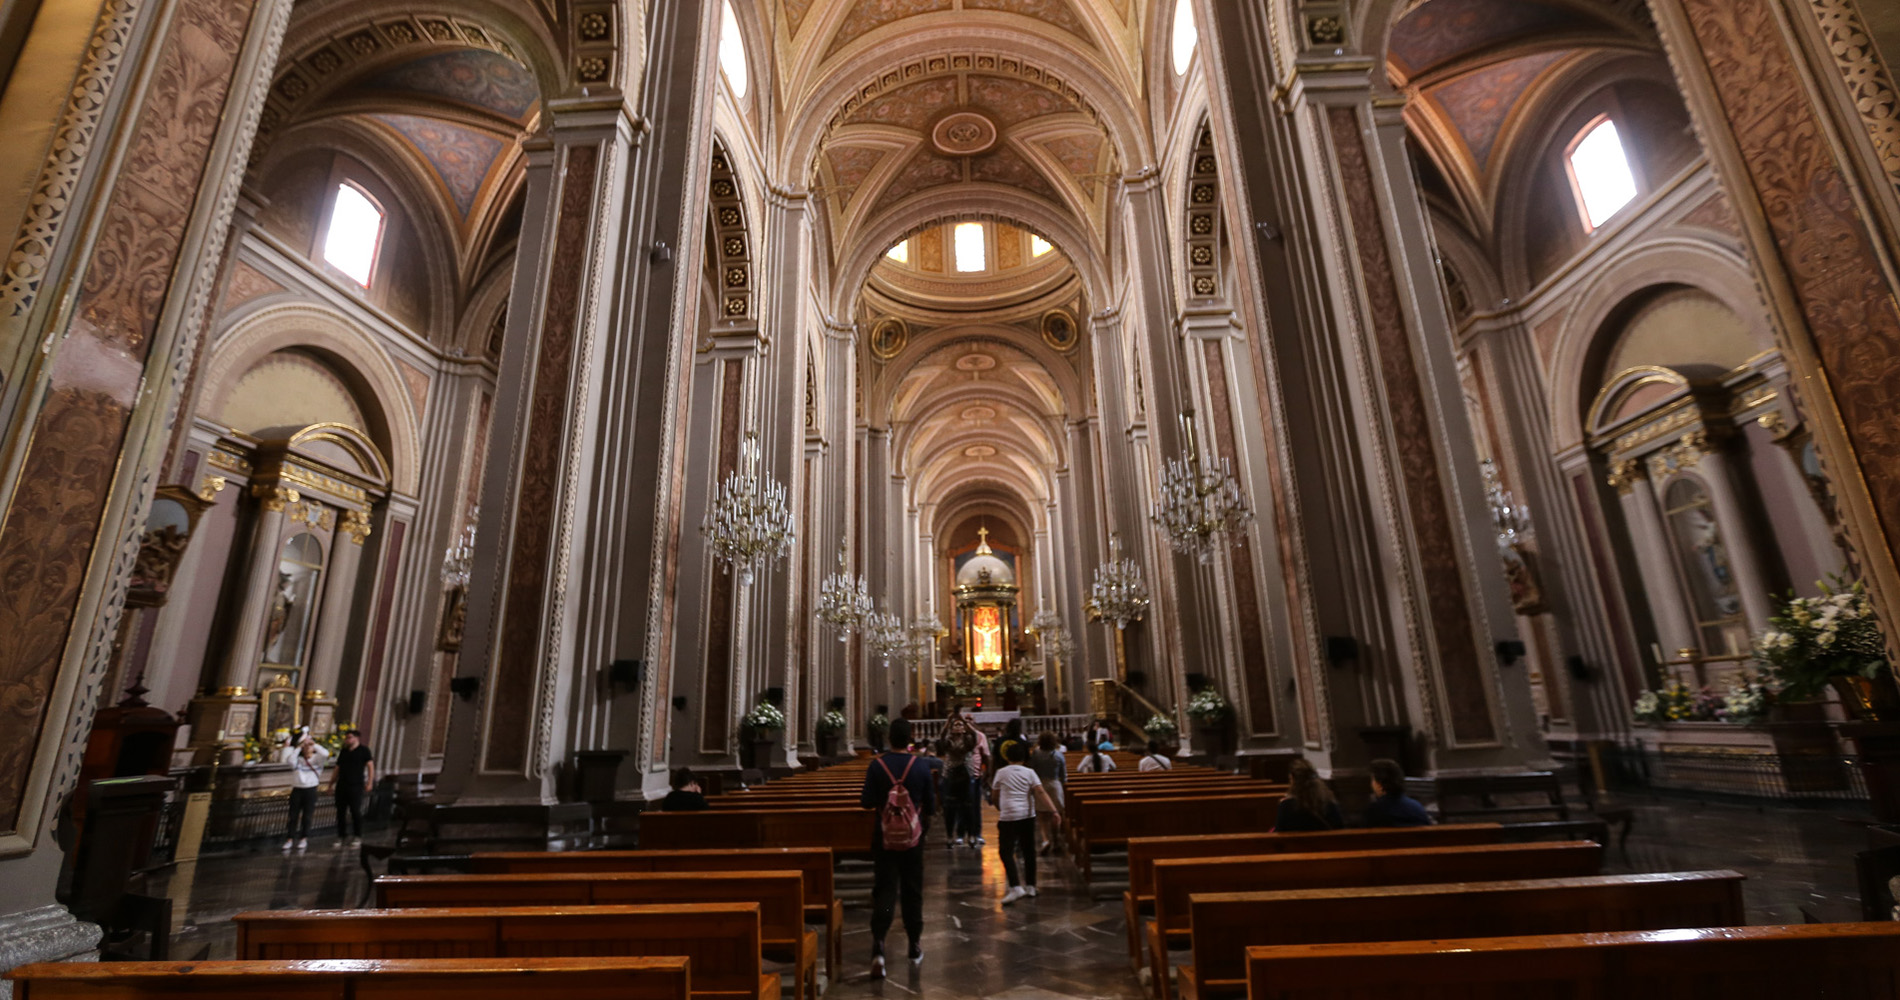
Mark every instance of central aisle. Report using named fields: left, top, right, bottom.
left=829, top=810, right=1145, bottom=1000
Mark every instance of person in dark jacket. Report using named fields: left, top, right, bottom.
left=659, top=768, right=709, bottom=811
left=1274, top=758, right=1344, bottom=832
left=1362, top=758, right=1433, bottom=828
left=859, top=717, right=935, bottom=978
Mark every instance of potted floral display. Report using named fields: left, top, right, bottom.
left=1186, top=686, right=1230, bottom=753
left=866, top=712, right=891, bottom=751
left=743, top=700, right=785, bottom=769
left=1142, top=713, right=1179, bottom=745
left=816, top=709, right=847, bottom=757
left=1754, top=579, right=1898, bottom=721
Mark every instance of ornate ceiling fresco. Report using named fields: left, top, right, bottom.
left=1389, top=0, right=1658, bottom=223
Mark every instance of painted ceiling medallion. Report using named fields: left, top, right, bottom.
left=955, top=352, right=998, bottom=371
left=960, top=404, right=998, bottom=421
left=931, top=110, right=999, bottom=156
left=964, top=445, right=999, bottom=457
left=870, top=317, right=908, bottom=360
left=1041, top=309, right=1079, bottom=352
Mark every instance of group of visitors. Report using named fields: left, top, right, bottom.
left=275, top=728, right=374, bottom=851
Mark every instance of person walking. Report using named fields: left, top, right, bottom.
left=331, top=729, right=373, bottom=847
left=1027, top=731, right=1066, bottom=854
left=941, top=712, right=978, bottom=846
left=964, top=713, right=988, bottom=847
left=859, top=717, right=934, bottom=979
left=278, top=731, right=329, bottom=851
left=990, top=741, right=1060, bottom=904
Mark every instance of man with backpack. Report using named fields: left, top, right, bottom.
left=858, top=717, right=934, bottom=979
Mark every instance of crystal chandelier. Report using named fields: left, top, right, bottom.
left=701, top=433, right=796, bottom=586
left=906, top=615, right=944, bottom=668
left=440, top=506, right=478, bottom=589
left=1027, top=607, right=1072, bottom=671
left=1150, top=411, right=1253, bottom=563
left=814, top=541, right=873, bottom=640
left=1482, top=459, right=1532, bottom=547
left=1086, top=534, right=1150, bottom=631
left=865, top=609, right=907, bottom=666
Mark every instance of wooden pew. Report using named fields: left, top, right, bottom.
left=638, top=809, right=877, bottom=857
left=1244, top=923, right=1900, bottom=999
left=1065, top=783, right=1284, bottom=857
left=1120, top=824, right=1507, bottom=972
left=374, top=871, right=815, bottom=1000
left=1073, top=794, right=1284, bottom=880
left=235, top=904, right=774, bottom=1000
left=470, top=848, right=843, bottom=984
left=6, top=957, right=692, bottom=1000
left=1181, top=869, right=1745, bottom=1000
left=1406, top=770, right=1620, bottom=846
left=1145, top=840, right=1603, bottom=1000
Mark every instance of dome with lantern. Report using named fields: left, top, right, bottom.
left=955, top=529, right=1016, bottom=590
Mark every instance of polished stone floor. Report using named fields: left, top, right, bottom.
left=142, top=792, right=1880, bottom=999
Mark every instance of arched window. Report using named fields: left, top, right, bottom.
left=322, top=183, right=385, bottom=287
left=1171, top=0, right=1198, bottom=76
left=953, top=221, right=987, bottom=272
left=1030, top=234, right=1053, bottom=258
left=1566, top=117, right=1638, bottom=231
left=719, top=0, right=750, bottom=100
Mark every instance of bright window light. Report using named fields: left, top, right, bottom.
left=1568, top=119, right=1638, bottom=231
left=1171, top=0, right=1198, bottom=76
left=954, top=222, right=986, bottom=272
left=323, top=183, right=384, bottom=287
left=719, top=0, right=749, bottom=100
left=886, top=240, right=909, bottom=263
left=1030, top=234, right=1053, bottom=257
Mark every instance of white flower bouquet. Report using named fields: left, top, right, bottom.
left=1186, top=687, right=1230, bottom=722
left=743, top=700, right=786, bottom=731
left=1754, top=578, right=1888, bottom=701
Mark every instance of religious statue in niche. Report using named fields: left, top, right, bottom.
left=971, top=605, right=1005, bottom=673
left=264, top=571, right=294, bottom=657
left=437, top=584, right=468, bottom=653
left=1499, top=541, right=1546, bottom=616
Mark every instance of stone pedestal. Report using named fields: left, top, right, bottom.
left=184, top=689, right=258, bottom=765
left=1840, top=722, right=1900, bottom=825
left=0, top=905, right=102, bottom=1000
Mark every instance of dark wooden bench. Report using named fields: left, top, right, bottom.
left=638, top=809, right=877, bottom=858
left=1064, top=781, right=1277, bottom=858
left=1146, top=840, right=1604, bottom=1000
left=373, top=871, right=814, bottom=1000
left=1406, top=771, right=1625, bottom=849
left=235, top=904, right=774, bottom=1000
left=1181, top=869, right=1745, bottom=999
left=1072, top=793, right=1284, bottom=880
left=1121, top=824, right=1507, bottom=972
left=469, top=847, right=842, bottom=984
left=6, top=957, right=691, bottom=1000
left=1244, top=922, right=1900, bottom=999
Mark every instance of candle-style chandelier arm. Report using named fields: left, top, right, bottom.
left=439, top=506, right=480, bottom=590
left=815, top=539, right=872, bottom=640
left=701, top=433, right=797, bottom=586
left=1088, top=534, right=1151, bottom=631
left=1150, top=411, right=1254, bottom=564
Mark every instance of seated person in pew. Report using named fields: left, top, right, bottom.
left=1138, top=742, right=1174, bottom=772
left=1361, top=758, right=1431, bottom=828
left=661, top=768, right=709, bottom=811
left=1274, top=760, right=1343, bottom=832
left=1078, top=742, right=1117, bottom=772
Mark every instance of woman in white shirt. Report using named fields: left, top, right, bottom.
left=1138, top=743, right=1173, bottom=771
left=990, top=741, right=1061, bottom=904
left=1077, top=742, right=1116, bottom=772
left=278, top=733, right=329, bottom=850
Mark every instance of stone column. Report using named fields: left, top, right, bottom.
left=1202, top=0, right=1539, bottom=771
left=1651, top=0, right=1900, bottom=653
left=1613, top=465, right=1699, bottom=661
left=0, top=0, right=293, bottom=986
left=303, top=509, right=371, bottom=735
left=439, top=2, right=722, bottom=805
left=186, top=485, right=293, bottom=757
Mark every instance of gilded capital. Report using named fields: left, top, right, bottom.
left=197, top=475, right=227, bottom=504
left=251, top=484, right=300, bottom=512
left=1606, top=459, right=1643, bottom=495
left=341, top=508, right=373, bottom=545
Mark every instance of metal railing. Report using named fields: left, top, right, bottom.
left=910, top=714, right=1089, bottom=742
left=1590, top=742, right=1870, bottom=803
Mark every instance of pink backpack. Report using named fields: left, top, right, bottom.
left=876, top=756, right=921, bottom=850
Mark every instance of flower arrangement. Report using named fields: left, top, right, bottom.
left=816, top=709, right=847, bottom=735
left=1142, top=713, right=1179, bottom=738
left=1753, top=578, right=1889, bottom=700
left=1722, top=675, right=1774, bottom=724
left=1186, top=687, right=1230, bottom=722
left=866, top=713, right=890, bottom=733
left=743, top=701, right=786, bottom=731
left=319, top=722, right=358, bottom=756
left=1631, top=681, right=1715, bottom=723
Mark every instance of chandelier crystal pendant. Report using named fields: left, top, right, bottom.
left=1481, top=459, right=1532, bottom=547
left=1086, top=534, right=1151, bottom=632
left=906, top=615, right=944, bottom=667
left=439, top=506, right=479, bottom=589
left=865, top=609, right=908, bottom=667
left=701, top=433, right=796, bottom=587
left=815, top=540, right=873, bottom=641
left=1151, top=411, right=1254, bottom=563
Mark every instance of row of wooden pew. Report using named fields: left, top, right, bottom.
left=9, top=777, right=868, bottom=1000
left=1082, top=764, right=1900, bottom=999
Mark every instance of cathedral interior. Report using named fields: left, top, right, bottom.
left=3, top=0, right=1900, bottom=992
